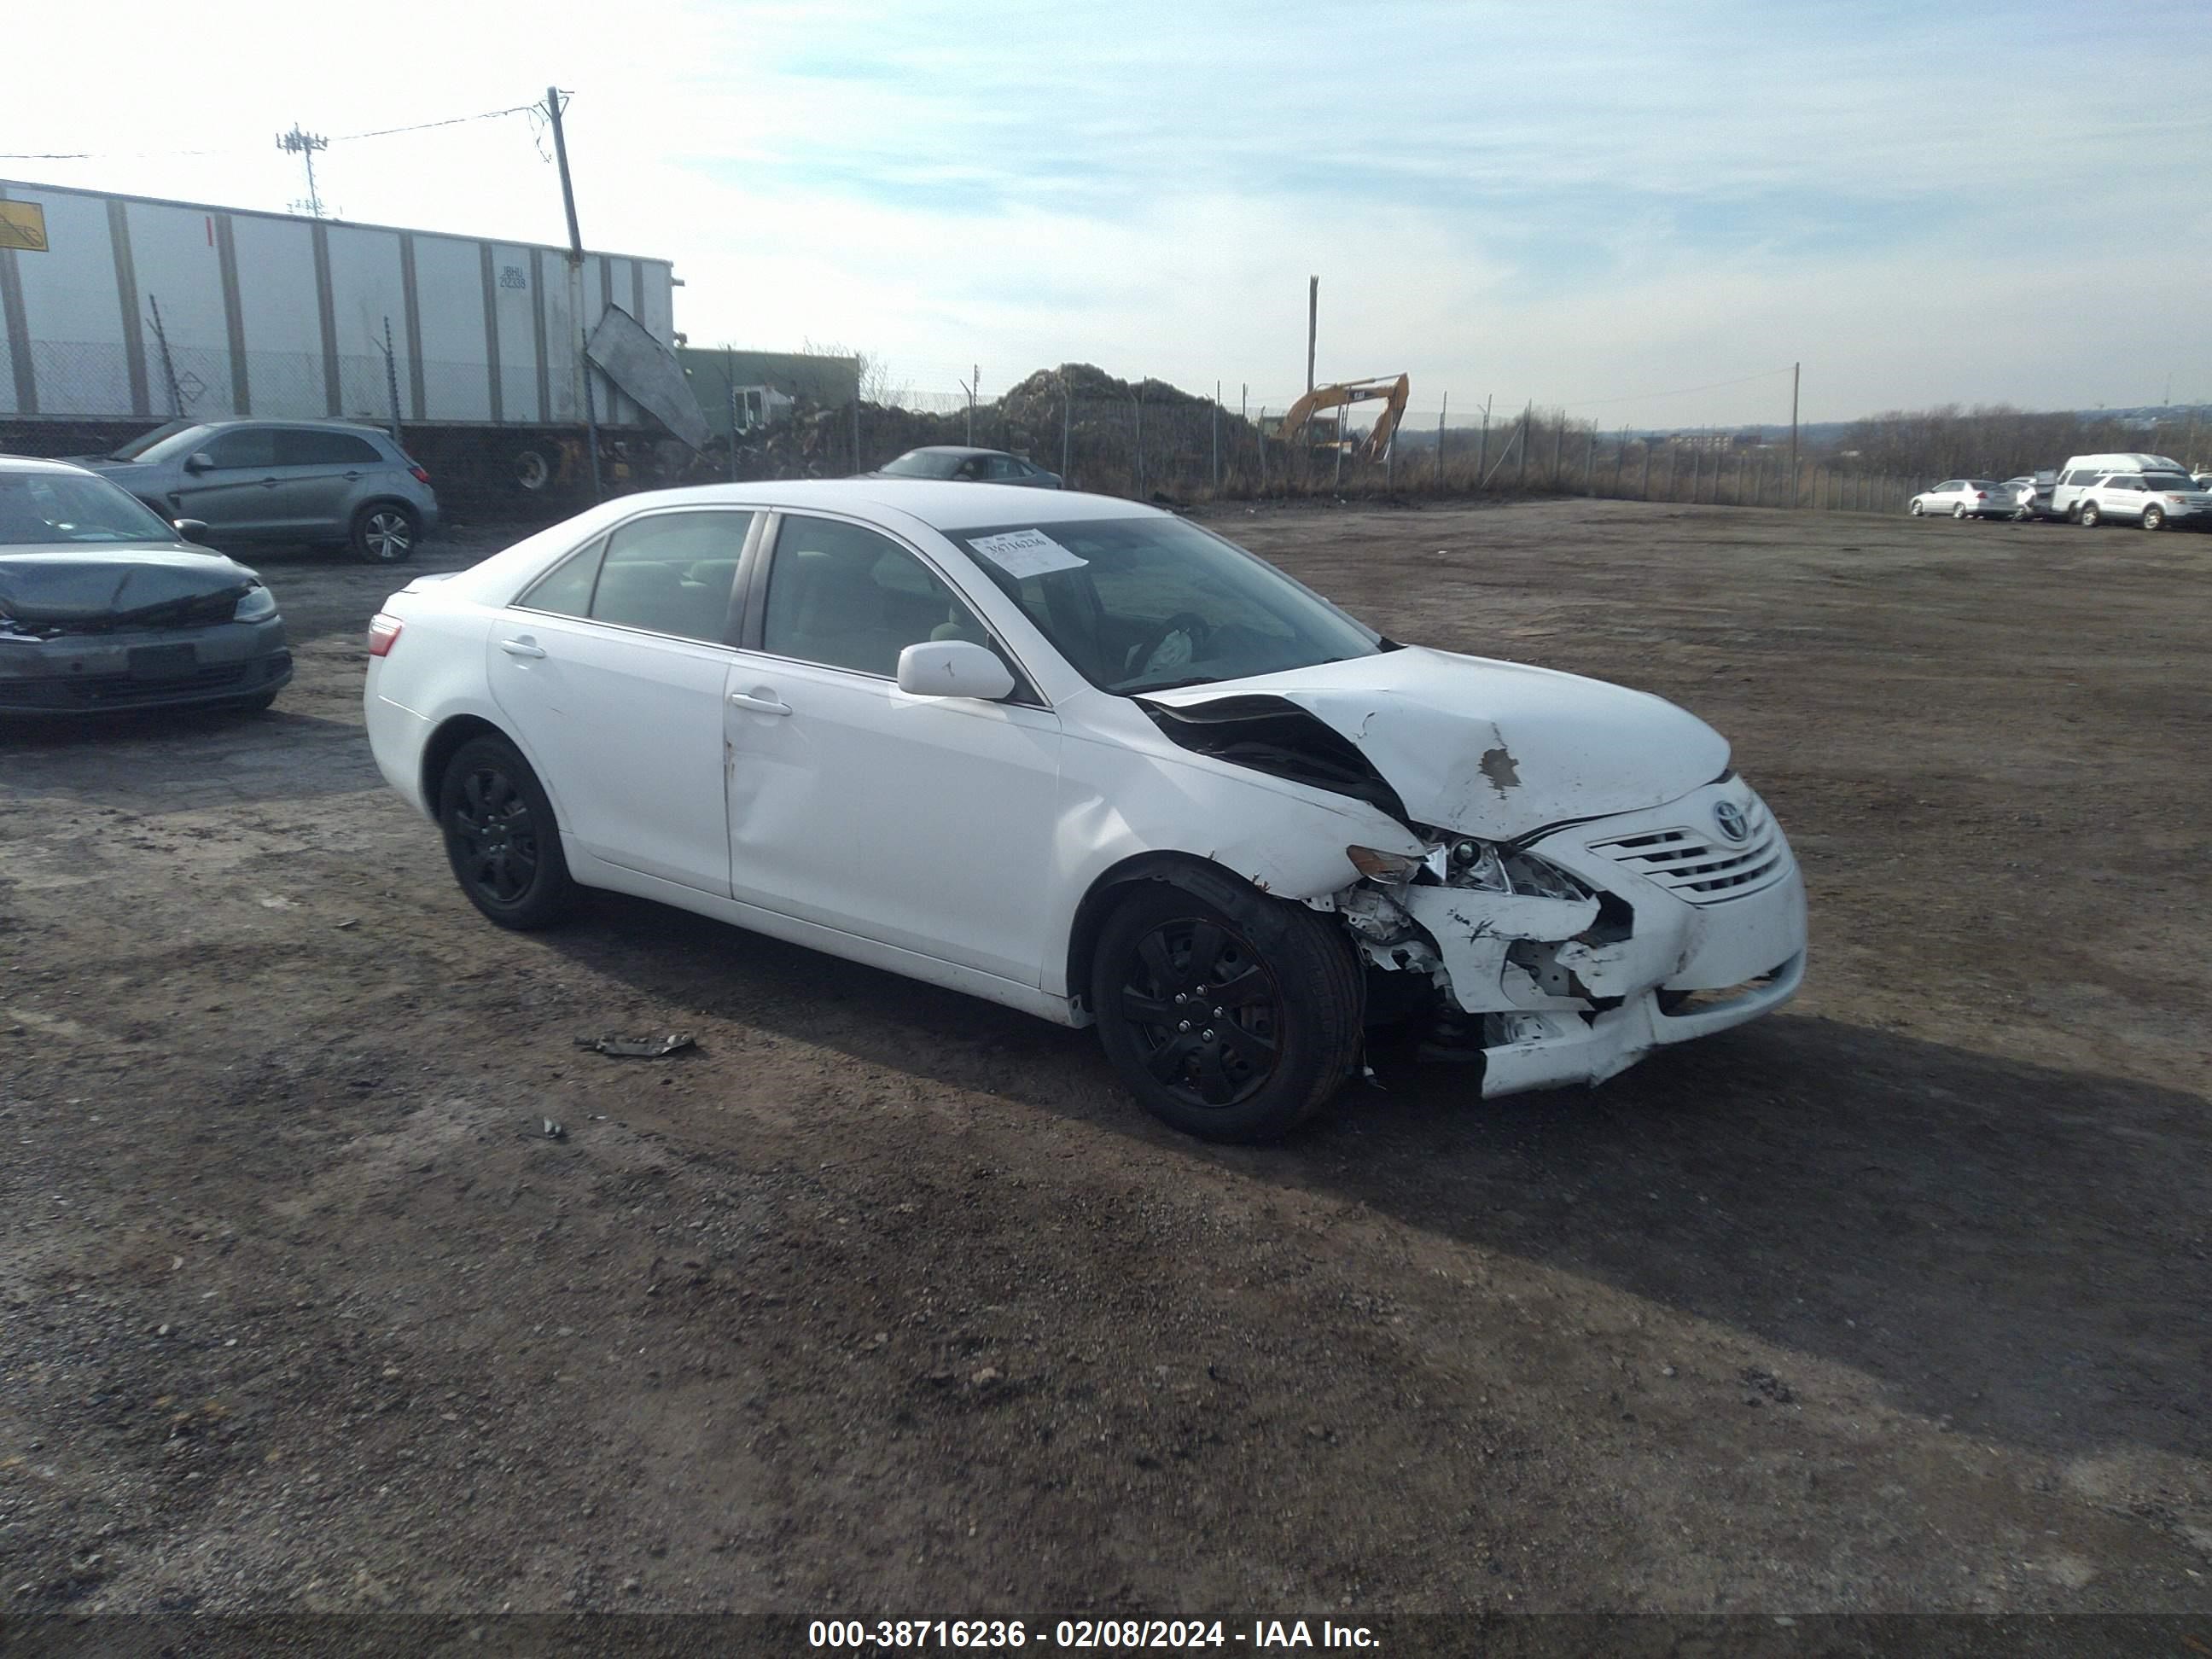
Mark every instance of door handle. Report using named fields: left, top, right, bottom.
left=343, top=470, right=362, bottom=480
left=259, top=476, right=279, bottom=487
left=499, top=638, right=548, bottom=660
left=727, top=690, right=791, bottom=715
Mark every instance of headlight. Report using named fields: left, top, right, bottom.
left=233, top=585, right=277, bottom=622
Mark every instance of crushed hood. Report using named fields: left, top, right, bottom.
left=0, top=548, right=257, bottom=629
left=1139, top=644, right=1728, bottom=839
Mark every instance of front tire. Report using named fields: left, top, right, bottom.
left=2080, top=502, right=2102, bottom=527
left=438, top=735, right=579, bottom=930
left=352, top=503, right=421, bottom=563
left=1091, top=874, right=1362, bottom=1143
left=2142, top=505, right=2165, bottom=531
left=1908, top=500, right=1924, bottom=516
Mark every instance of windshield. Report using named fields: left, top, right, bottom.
left=881, top=451, right=966, bottom=479
left=957, top=516, right=1382, bottom=695
left=0, top=470, right=178, bottom=546
left=2144, top=474, right=2197, bottom=492
left=108, top=420, right=206, bottom=462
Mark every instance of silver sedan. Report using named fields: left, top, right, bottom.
left=1907, top=480, right=2014, bottom=520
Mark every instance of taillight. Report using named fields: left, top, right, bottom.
left=367, top=614, right=403, bottom=657
left=410, top=465, right=431, bottom=485
left=1975, top=492, right=1988, bottom=499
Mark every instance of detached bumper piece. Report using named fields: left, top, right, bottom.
left=0, top=649, right=291, bottom=713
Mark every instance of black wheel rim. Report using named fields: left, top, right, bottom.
left=1118, top=917, right=1282, bottom=1109
left=448, top=765, right=539, bottom=905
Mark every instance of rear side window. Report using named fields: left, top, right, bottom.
left=202, top=428, right=278, bottom=469
left=2110, top=476, right=2142, bottom=492
left=588, top=509, right=754, bottom=643
left=277, top=429, right=383, bottom=466
left=2063, top=469, right=2094, bottom=486
left=518, top=535, right=607, bottom=618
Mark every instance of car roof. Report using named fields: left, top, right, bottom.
left=556, top=479, right=1157, bottom=535
left=899, top=445, right=1016, bottom=460
left=182, top=418, right=393, bottom=436
left=0, top=453, right=101, bottom=477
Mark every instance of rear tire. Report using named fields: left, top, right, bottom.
left=2079, top=502, right=2102, bottom=527
left=1091, top=872, right=1362, bottom=1143
left=1953, top=502, right=1968, bottom=519
left=437, top=735, right=579, bottom=930
left=352, top=502, right=420, bottom=563
left=2142, top=505, right=2165, bottom=531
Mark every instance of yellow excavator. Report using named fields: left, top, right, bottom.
left=1271, top=374, right=1411, bottom=463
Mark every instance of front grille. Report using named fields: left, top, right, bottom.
left=1587, top=799, right=1789, bottom=904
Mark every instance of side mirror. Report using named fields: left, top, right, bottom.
left=896, top=639, right=1016, bottom=701
left=183, top=452, right=215, bottom=474
left=172, top=518, right=211, bottom=544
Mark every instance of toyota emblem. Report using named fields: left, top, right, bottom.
left=1713, top=800, right=1750, bottom=843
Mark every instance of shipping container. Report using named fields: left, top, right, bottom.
left=0, top=178, right=684, bottom=509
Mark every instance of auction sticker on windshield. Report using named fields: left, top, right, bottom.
left=967, top=528, right=1087, bottom=579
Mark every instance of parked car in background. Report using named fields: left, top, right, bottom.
left=863, top=446, right=1062, bottom=488
left=364, top=480, right=1804, bottom=1144
left=0, top=457, right=292, bottom=714
left=2051, top=452, right=2189, bottom=521
left=75, top=419, right=439, bottom=562
left=2072, top=469, right=2212, bottom=531
left=2011, top=469, right=2060, bottom=520
left=1907, top=479, right=2013, bottom=519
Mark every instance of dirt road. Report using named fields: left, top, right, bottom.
left=2, top=498, right=2207, bottom=1621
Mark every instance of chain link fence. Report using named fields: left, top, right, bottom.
left=15, top=339, right=2155, bottom=518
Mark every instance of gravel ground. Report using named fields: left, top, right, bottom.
left=0, top=497, right=2207, bottom=1623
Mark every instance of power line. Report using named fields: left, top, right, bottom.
left=0, top=103, right=540, bottom=162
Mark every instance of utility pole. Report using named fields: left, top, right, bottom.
left=275, top=125, right=329, bottom=218
left=1306, top=276, right=1318, bottom=397
left=1789, top=360, right=1800, bottom=509
left=544, top=87, right=600, bottom=501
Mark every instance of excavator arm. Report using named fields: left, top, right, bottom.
left=1273, top=374, right=1412, bottom=461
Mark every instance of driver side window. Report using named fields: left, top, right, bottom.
left=761, top=515, right=1016, bottom=685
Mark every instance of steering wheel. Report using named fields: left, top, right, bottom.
left=1124, top=611, right=1214, bottom=681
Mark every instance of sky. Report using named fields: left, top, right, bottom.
left=6, top=0, right=2209, bottom=428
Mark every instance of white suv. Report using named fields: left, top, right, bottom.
left=2074, top=469, right=2212, bottom=531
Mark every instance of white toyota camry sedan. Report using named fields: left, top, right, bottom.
left=364, top=482, right=1806, bottom=1142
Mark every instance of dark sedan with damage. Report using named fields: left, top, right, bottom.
left=0, top=457, right=293, bottom=715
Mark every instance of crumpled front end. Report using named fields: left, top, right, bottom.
left=1327, top=774, right=1807, bottom=1096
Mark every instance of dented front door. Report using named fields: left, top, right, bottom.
left=720, top=654, right=1063, bottom=984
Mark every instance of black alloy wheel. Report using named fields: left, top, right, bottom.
left=438, top=735, right=578, bottom=929
left=1118, top=915, right=1283, bottom=1110
left=1091, top=876, right=1363, bottom=1143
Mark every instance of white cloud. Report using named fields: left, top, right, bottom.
left=7, top=0, right=2209, bottom=422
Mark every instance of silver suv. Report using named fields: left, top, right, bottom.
left=79, top=420, right=440, bottom=562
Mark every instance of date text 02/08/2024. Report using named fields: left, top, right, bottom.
left=806, top=1620, right=1380, bottom=1650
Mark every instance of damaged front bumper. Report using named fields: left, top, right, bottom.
left=1334, top=776, right=1807, bottom=1096
left=0, top=616, right=291, bottom=713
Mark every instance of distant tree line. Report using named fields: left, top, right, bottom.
left=1834, top=404, right=2209, bottom=481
